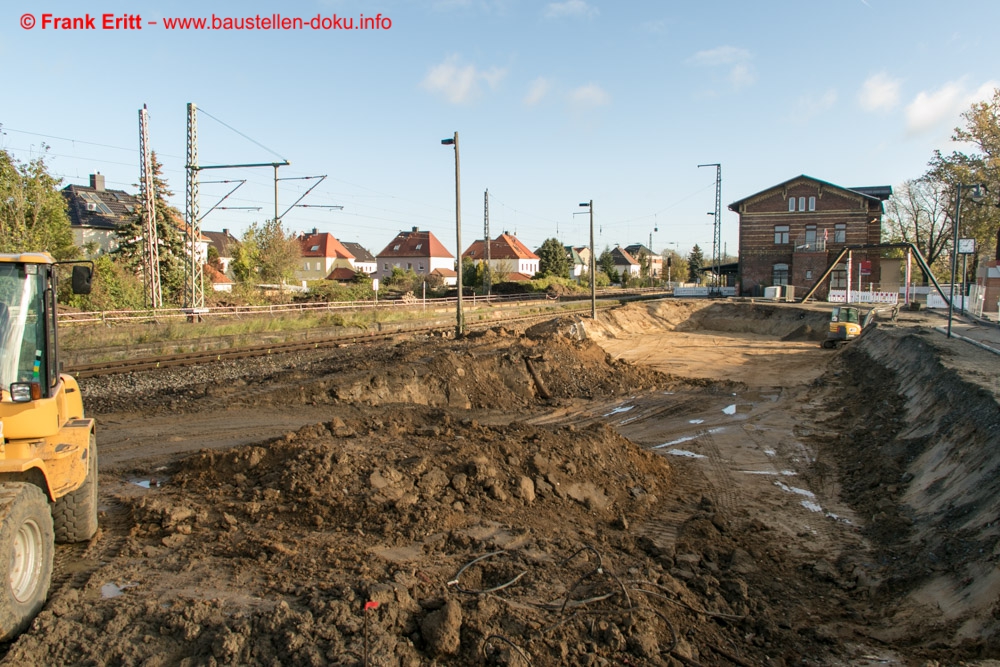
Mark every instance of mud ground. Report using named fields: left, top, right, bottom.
left=4, top=300, right=1000, bottom=666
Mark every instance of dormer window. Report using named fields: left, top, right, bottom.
left=393, top=244, right=401, bottom=251
left=310, top=245, right=320, bottom=252
left=415, top=243, right=423, bottom=250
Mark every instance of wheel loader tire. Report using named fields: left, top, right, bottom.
left=0, top=483, right=54, bottom=642
left=52, top=434, right=98, bottom=544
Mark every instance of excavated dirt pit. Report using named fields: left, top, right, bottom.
left=4, top=300, right=1000, bottom=666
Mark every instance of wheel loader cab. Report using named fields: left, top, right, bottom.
left=0, top=253, right=97, bottom=641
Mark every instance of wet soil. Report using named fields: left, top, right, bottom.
left=4, top=300, right=999, bottom=666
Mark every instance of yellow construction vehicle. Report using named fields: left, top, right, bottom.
left=822, top=304, right=898, bottom=348
left=0, top=252, right=96, bottom=640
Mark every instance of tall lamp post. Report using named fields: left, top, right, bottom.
left=579, top=200, right=596, bottom=319
left=441, top=132, right=464, bottom=337
left=947, top=183, right=986, bottom=338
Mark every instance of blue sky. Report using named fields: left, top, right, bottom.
left=2, top=0, right=998, bottom=260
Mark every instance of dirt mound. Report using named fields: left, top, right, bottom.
left=811, top=326, right=1000, bottom=654
left=7, top=411, right=710, bottom=666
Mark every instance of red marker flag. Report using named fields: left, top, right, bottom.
left=364, top=601, right=380, bottom=611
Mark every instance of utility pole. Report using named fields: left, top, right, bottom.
left=698, top=163, right=722, bottom=294
left=484, top=189, right=491, bottom=298
left=578, top=200, right=596, bottom=319
left=184, top=102, right=203, bottom=309
left=441, top=132, right=463, bottom=336
left=138, top=105, right=162, bottom=309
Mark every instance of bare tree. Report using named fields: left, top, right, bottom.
left=884, top=178, right=951, bottom=280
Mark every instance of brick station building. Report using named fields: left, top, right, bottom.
left=729, top=175, right=891, bottom=299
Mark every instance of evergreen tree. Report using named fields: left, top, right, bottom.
left=0, top=147, right=76, bottom=258
left=688, top=244, right=704, bottom=283
left=598, top=247, right=619, bottom=283
left=114, top=151, right=186, bottom=303
left=536, top=237, right=570, bottom=278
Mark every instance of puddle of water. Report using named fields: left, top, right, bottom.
left=101, top=582, right=135, bottom=599
left=665, top=449, right=706, bottom=459
left=653, top=434, right=698, bottom=449
left=801, top=500, right=823, bottom=513
left=741, top=470, right=777, bottom=475
left=722, top=404, right=737, bottom=415
left=619, top=416, right=640, bottom=425
left=603, top=405, right=634, bottom=417
left=780, top=470, right=797, bottom=476
left=688, top=419, right=704, bottom=425
left=764, top=449, right=776, bottom=457
left=775, top=481, right=816, bottom=498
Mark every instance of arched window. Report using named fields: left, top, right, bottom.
left=772, top=263, right=789, bottom=286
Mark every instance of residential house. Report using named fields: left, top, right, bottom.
left=565, top=246, right=587, bottom=281
left=62, top=173, right=140, bottom=255
left=728, top=175, right=890, bottom=298
left=463, top=232, right=540, bottom=282
left=341, top=242, right=377, bottom=275
left=624, top=243, right=662, bottom=279
left=610, top=246, right=641, bottom=281
left=203, top=229, right=240, bottom=274
left=375, top=227, right=454, bottom=281
left=296, top=229, right=355, bottom=283
left=203, top=264, right=235, bottom=293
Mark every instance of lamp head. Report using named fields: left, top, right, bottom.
left=441, top=138, right=455, bottom=146
left=970, top=184, right=986, bottom=203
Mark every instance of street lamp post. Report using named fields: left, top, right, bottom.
left=579, top=201, right=596, bottom=319
left=441, top=132, right=464, bottom=337
left=947, top=183, right=985, bottom=338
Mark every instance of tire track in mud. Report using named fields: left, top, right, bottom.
left=50, top=495, right=131, bottom=597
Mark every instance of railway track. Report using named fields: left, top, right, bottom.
left=65, top=305, right=614, bottom=378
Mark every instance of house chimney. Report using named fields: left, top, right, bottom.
left=222, top=228, right=229, bottom=236
left=312, top=228, right=318, bottom=235
left=412, top=226, right=419, bottom=232
left=90, top=173, right=105, bottom=191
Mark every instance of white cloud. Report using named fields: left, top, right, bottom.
left=569, top=82, right=610, bottom=108
left=795, top=89, right=838, bottom=120
left=858, top=72, right=901, bottom=112
left=687, top=45, right=756, bottom=91
left=544, top=0, right=598, bottom=19
left=905, top=79, right=998, bottom=135
left=687, top=46, right=751, bottom=67
left=420, top=55, right=506, bottom=104
left=523, top=77, right=552, bottom=106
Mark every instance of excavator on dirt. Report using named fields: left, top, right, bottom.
left=821, top=304, right=899, bottom=348
left=0, top=252, right=96, bottom=640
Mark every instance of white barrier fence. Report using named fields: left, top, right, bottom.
left=828, top=290, right=899, bottom=304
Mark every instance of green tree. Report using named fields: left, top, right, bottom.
left=65, top=255, right=145, bottom=311
left=688, top=244, right=704, bottom=283
left=113, top=151, right=186, bottom=303
left=662, top=250, right=687, bottom=284
left=0, top=147, right=76, bottom=258
left=233, top=219, right=300, bottom=285
left=925, top=87, right=1000, bottom=275
left=536, top=238, right=570, bottom=279
left=598, top=247, right=619, bottom=284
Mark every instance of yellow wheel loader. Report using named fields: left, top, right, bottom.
left=0, top=253, right=95, bottom=640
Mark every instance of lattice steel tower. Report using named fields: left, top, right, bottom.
left=138, top=105, right=162, bottom=308
left=184, top=103, right=204, bottom=308
left=698, top=163, right=722, bottom=293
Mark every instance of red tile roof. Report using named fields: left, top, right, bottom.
left=326, top=267, right=359, bottom=281
left=203, top=264, right=233, bottom=285
left=463, top=233, right=539, bottom=261
left=299, top=232, right=354, bottom=260
left=377, top=228, right=453, bottom=259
